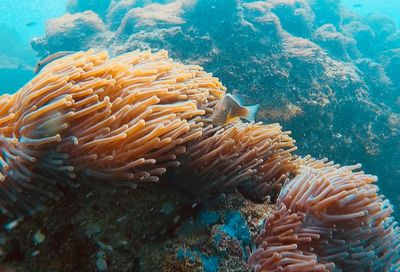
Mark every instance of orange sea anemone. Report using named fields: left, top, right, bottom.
left=179, top=121, right=298, bottom=200
left=1, top=49, right=399, bottom=271
left=0, top=49, right=298, bottom=218
left=0, top=49, right=223, bottom=217
left=248, top=156, right=400, bottom=271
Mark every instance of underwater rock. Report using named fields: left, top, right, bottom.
left=342, top=20, right=376, bottom=57
left=308, top=0, right=341, bottom=27
left=257, top=100, right=303, bottom=122
left=386, top=31, right=400, bottom=49
left=313, top=23, right=359, bottom=60
left=364, top=13, right=397, bottom=43
left=267, top=0, right=315, bottom=38
left=107, top=0, right=138, bottom=31
left=117, top=0, right=194, bottom=36
left=0, top=182, right=271, bottom=271
left=31, top=11, right=108, bottom=57
left=380, top=49, right=400, bottom=87
left=355, top=58, right=392, bottom=91
left=210, top=211, right=251, bottom=258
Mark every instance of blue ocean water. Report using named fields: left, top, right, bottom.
left=0, top=0, right=67, bottom=92
left=343, top=0, right=400, bottom=27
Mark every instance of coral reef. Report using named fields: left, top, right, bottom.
left=1, top=49, right=399, bottom=271
left=249, top=157, right=400, bottom=271
left=0, top=50, right=298, bottom=219
left=1, top=0, right=400, bottom=270
left=107, top=0, right=139, bottom=31
left=117, top=0, right=195, bottom=34
left=2, top=49, right=400, bottom=271
left=313, top=24, right=359, bottom=60
left=0, top=180, right=271, bottom=271
left=381, top=49, right=400, bottom=86
left=29, top=0, right=400, bottom=216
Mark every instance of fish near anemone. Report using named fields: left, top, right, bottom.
left=0, top=49, right=226, bottom=218
left=212, top=94, right=259, bottom=126
left=0, top=49, right=300, bottom=221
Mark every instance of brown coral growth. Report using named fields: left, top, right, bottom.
left=249, top=156, right=400, bottom=271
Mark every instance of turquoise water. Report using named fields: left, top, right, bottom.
left=0, top=0, right=67, bottom=43
left=0, top=0, right=67, bottom=92
left=343, top=0, right=400, bottom=27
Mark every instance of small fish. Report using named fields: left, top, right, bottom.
left=352, top=4, right=363, bottom=8
left=212, top=94, right=259, bottom=126
left=34, top=51, right=76, bottom=74
left=25, top=22, right=36, bottom=27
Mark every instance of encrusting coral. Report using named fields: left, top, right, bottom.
left=248, top=156, right=400, bottom=271
left=0, top=50, right=297, bottom=218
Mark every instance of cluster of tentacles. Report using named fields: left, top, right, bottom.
left=249, top=156, right=400, bottom=271
left=0, top=50, right=297, bottom=218
left=178, top=122, right=298, bottom=200
left=0, top=50, right=399, bottom=270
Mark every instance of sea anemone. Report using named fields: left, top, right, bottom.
left=3, top=49, right=398, bottom=270
left=0, top=49, right=224, bottom=217
left=248, top=156, right=400, bottom=271
left=179, top=122, right=298, bottom=200
left=0, top=49, right=298, bottom=218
